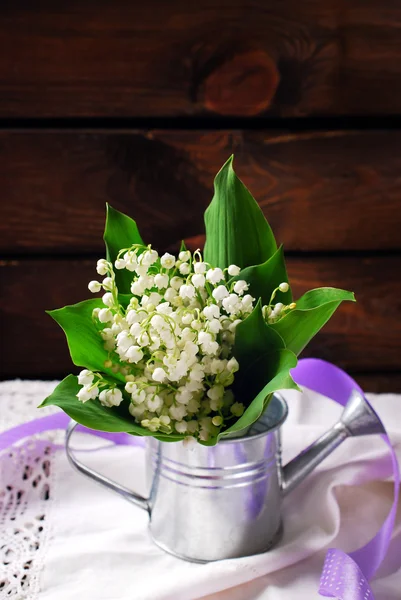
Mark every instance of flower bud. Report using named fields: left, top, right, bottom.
left=88, top=280, right=101, bottom=293
left=179, top=263, right=190, bottom=275
left=273, top=302, right=284, bottom=315
left=279, top=282, right=289, bottom=293
left=179, top=250, right=191, bottom=262
left=96, top=259, right=109, bottom=276
left=98, top=308, right=113, bottom=323
left=102, top=292, right=114, bottom=307
left=114, top=258, right=126, bottom=270
left=230, top=402, right=245, bottom=417
left=228, top=265, right=241, bottom=276
left=227, top=357, right=239, bottom=373
left=102, top=276, right=114, bottom=291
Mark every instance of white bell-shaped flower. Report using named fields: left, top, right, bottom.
left=206, top=267, right=224, bottom=284
left=233, top=280, right=248, bottom=295
left=160, top=253, right=175, bottom=269
left=98, top=308, right=113, bottom=323
left=191, top=273, right=206, bottom=288
left=179, top=284, right=196, bottom=300
left=212, top=285, right=229, bottom=302
left=125, top=345, right=144, bottom=364
left=78, top=369, right=94, bottom=386
left=194, top=261, right=206, bottom=274
left=154, top=273, right=169, bottom=289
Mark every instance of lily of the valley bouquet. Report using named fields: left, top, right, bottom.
left=42, top=157, right=354, bottom=444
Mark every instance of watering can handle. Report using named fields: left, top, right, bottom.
left=281, top=389, right=386, bottom=496
left=65, top=421, right=149, bottom=512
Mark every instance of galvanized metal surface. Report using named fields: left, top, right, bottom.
left=66, top=390, right=384, bottom=562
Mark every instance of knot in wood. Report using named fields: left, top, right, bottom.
left=202, top=50, right=279, bottom=116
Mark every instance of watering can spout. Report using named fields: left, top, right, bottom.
left=281, top=390, right=385, bottom=497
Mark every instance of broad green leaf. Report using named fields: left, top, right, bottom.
left=231, top=300, right=286, bottom=403
left=231, top=246, right=292, bottom=306
left=40, top=375, right=186, bottom=441
left=204, top=156, right=277, bottom=269
left=104, top=204, right=144, bottom=293
left=48, top=299, right=125, bottom=383
left=270, top=287, right=356, bottom=356
left=219, top=348, right=298, bottom=439
left=40, top=375, right=154, bottom=436
left=198, top=301, right=299, bottom=444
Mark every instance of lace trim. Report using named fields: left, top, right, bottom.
left=0, top=380, right=59, bottom=599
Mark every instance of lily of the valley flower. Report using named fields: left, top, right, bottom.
left=81, top=246, right=296, bottom=441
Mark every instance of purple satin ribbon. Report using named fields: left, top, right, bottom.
left=0, top=412, right=142, bottom=453
left=0, top=360, right=398, bottom=600
left=291, top=359, right=400, bottom=600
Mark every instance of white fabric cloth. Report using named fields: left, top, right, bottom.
left=1, top=380, right=400, bottom=600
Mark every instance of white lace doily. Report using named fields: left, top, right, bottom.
left=0, top=380, right=59, bottom=600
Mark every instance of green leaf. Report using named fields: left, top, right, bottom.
left=204, top=156, right=277, bottom=269
left=220, top=349, right=298, bottom=439
left=48, top=299, right=125, bottom=383
left=40, top=375, right=187, bottom=440
left=231, top=246, right=292, bottom=306
left=230, top=300, right=297, bottom=406
left=201, top=301, right=299, bottom=444
left=40, top=375, right=153, bottom=436
left=270, top=287, right=356, bottom=356
left=104, top=204, right=144, bottom=293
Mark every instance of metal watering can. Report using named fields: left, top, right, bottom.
left=66, top=390, right=384, bottom=563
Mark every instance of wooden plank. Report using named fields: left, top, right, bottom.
left=2, top=129, right=401, bottom=254
left=353, top=374, right=401, bottom=394
left=1, top=256, right=400, bottom=381
left=1, top=1, right=401, bottom=117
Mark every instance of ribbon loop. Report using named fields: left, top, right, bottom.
left=292, top=358, right=399, bottom=599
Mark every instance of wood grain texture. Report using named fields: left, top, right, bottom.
left=1, top=256, right=400, bottom=381
left=2, top=129, right=401, bottom=254
left=354, top=374, right=401, bottom=394
left=2, top=1, right=401, bottom=117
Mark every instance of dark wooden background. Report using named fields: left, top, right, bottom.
left=1, top=1, right=401, bottom=390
